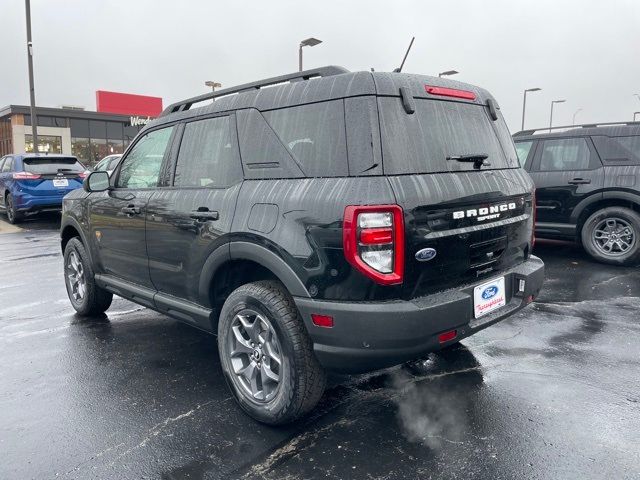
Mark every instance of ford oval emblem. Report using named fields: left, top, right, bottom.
left=415, top=247, right=437, bottom=262
left=482, top=285, right=499, bottom=300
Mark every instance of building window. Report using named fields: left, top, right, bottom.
left=72, top=138, right=90, bottom=164
left=90, top=138, right=108, bottom=165
left=70, top=119, right=90, bottom=137
left=25, top=135, right=62, bottom=153
left=107, top=139, right=124, bottom=155
left=24, top=115, right=67, bottom=127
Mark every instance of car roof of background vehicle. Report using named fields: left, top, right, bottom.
left=146, top=66, right=497, bottom=132
left=513, top=122, right=640, bottom=141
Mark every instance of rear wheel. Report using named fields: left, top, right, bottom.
left=63, top=237, right=113, bottom=316
left=218, top=280, right=326, bottom=425
left=581, top=207, right=640, bottom=266
left=5, top=193, right=22, bottom=224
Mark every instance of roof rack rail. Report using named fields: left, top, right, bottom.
left=161, top=65, right=350, bottom=117
left=514, top=121, right=640, bottom=137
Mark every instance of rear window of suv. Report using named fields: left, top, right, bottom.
left=23, top=157, right=84, bottom=175
left=378, top=98, right=519, bottom=175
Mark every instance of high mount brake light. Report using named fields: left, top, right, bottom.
left=343, top=205, right=404, bottom=285
left=13, top=172, right=41, bottom=180
left=424, top=85, right=476, bottom=100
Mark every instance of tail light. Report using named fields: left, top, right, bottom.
left=13, top=172, right=41, bottom=180
left=78, top=171, right=88, bottom=179
left=343, top=205, right=404, bottom=285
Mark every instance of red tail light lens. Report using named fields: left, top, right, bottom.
left=424, top=85, right=476, bottom=100
left=78, top=171, right=88, bottom=179
left=343, top=205, right=404, bottom=285
left=13, top=172, right=41, bottom=180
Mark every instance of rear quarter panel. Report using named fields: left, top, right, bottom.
left=230, top=177, right=399, bottom=301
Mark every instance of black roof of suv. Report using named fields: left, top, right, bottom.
left=60, top=66, right=544, bottom=424
left=513, top=122, right=640, bottom=265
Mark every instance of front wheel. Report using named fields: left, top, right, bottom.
left=64, top=238, right=113, bottom=316
left=581, top=207, right=640, bottom=266
left=218, top=281, right=326, bottom=425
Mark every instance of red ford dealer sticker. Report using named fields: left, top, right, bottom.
left=473, top=277, right=506, bottom=318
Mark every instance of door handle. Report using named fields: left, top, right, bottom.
left=190, top=208, right=219, bottom=221
left=121, top=204, right=141, bottom=216
left=568, top=178, right=591, bottom=185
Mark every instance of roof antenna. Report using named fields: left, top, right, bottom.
left=393, top=36, right=415, bottom=73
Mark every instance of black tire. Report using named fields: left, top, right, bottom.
left=218, top=280, right=326, bottom=425
left=63, top=237, right=113, bottom=316
left=5, top=193, right=22, bottom=224
left=581, top=207, right=640, bottom=266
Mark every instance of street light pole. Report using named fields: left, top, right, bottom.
left=298, top=37, right=322, bottom=72
left=572, top=108, right=583, bottom=125
left=549, top=99, right=566, bottom=132
left=25, top=0, right=38, bottom=152
left=438, top=70, right=459, bottom=78
left=521, top=87, right=541, bottom=131
left=205, top=81, right=222, bottom=92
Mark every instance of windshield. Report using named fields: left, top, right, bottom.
left=23, top=157, right=85, bottom=175
left=379, top=98, right=520, bottom=175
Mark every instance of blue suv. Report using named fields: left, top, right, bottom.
left=0, top=154, right=86, bottom=224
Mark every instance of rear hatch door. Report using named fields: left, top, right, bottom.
left=377, top=87, right=534, bottom=299
left=21, top=157, right=85, bottom=195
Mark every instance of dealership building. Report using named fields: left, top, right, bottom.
left=0, top=91, right=162, bottom=166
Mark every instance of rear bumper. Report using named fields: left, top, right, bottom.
left=14, top=194, right=64, bottom=212
left=294, top=255, right=544, bottom=373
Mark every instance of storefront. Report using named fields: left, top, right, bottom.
left=0, top=91, right=162, bottom=166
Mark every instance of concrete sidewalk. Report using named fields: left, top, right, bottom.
left=0, top=218, right=21, bottom=234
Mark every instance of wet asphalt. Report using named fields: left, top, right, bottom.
left=1, top=213, right=639, bottom=480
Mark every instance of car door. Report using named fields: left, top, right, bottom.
left=145, top=114, right=243, bottom=311
left=88, top=125, right=176, bottom=290
left=0, top=157, right=6, bottom=207
left=528, top=136, right=604, bottom=235
left=0, top=157, right=14, bottom=209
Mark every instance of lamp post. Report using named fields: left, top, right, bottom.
left=549, top=99, right=566, bottom=132
left=438, top=70, right=459, bottom=78
left=298, top=37, right=322, bottom=72
left=25, top=0, right=38, bottom=152
left=521, top=87, right=541, bottom=131
left=572, top=108, right=583, bottom=125
left=205, top=81, right=222, bottom=92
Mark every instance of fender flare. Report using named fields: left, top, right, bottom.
left=60, top=217, right=92, bottom=257
left=198, top=241, right=310, bottom=301
left=570, top=191, right=640, bottom=223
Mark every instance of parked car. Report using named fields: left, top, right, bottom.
left=93, top=154, right=122, bottom=176
left=0, top=154, right=86, bottom=224
left=514, top=122, right=640, bottom=265
left=61, top=66, right=544, bottom=424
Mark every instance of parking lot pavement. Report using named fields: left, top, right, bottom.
left=1, top=217, right=639, bottom=480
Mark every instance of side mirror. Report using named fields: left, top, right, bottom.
left=83, top=171, right=110, bottom=192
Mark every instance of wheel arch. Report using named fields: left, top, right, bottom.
left=200, top=241, right=310, bottom=327
left=573, top=192, right=640, bottom=239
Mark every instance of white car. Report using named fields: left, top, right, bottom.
left=93, top=154, right=122, bottom=176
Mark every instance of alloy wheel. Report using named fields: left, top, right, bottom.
left=66, top=251, right=86, bottom=302
left=592, top=217, right=636, bottom=257
left=6, top=196, right=14, bottom=223
left=226, top=309, right=283, bottom=402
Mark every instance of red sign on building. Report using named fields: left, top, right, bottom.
left=95, top=90, right=163, bottom=117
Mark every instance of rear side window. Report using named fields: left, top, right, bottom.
left=379, top=98, right=519, bottom=175
left=616, top=136, right=640, bottom=159
left=174, top=116, right=241, bottom=188
left=515, top=141, right=534, bottom=164
left=592, top=135, right=640, bottom=164
left=263, top=100, right=348, bottom=177
left=539, top=138, right=591, bottom=171
left=23, top=157, right=83, bottom=174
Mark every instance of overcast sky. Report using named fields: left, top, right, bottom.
left=1, top=0, right=639, bottom=132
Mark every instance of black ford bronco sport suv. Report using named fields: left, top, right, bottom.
left=61, top=66, right=544, bottom=424
left=514, top=122, right=640, bottom=265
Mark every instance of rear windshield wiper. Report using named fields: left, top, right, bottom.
left=446, top=153, right=490, bottom=170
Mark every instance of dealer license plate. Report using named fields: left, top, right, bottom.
left=53, top=178, right=68, bottom=187
left=473, top=277, right=506, bottom=318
